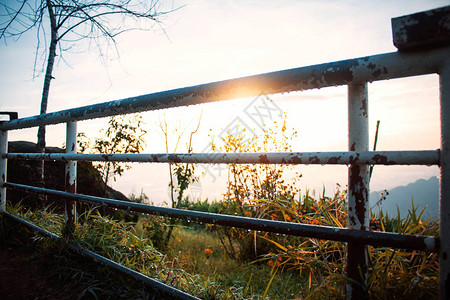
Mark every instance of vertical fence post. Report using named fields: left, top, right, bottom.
left=0, top=130, right=7, bottom=212
left=347, top=82, right=370, bottom=299
left=64, top=121, right=77, bottom=236
left=440, top=60, right=450, bottom=300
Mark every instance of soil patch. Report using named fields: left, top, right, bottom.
left=0, top=243, right=82, bottom=300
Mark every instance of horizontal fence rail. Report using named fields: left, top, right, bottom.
left=0, top=46, right=449, bottom=132
left=3, top=150, right=440, bottom=165
left=4, top=182, right=440, bottom=253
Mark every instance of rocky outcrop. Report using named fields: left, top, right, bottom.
left=6, top=141, right=129, bottom=211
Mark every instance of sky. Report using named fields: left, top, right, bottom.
left=0, top=0, right=448, bottom=205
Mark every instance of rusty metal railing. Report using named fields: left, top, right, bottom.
left=1, top=6, right=449, bottom=300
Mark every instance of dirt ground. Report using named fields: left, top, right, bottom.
left=0, top=243, right=82, bottom=300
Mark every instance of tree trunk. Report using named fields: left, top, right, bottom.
left=36, top=0, right=57, bottom=204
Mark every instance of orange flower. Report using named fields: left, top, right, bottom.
left=204, top=248, right=213, bottom=255
left=310, top=219, right=320, bottom=225
left=268, top=260, right=274, bottom=266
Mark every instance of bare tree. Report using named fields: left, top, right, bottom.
left=0, top=0, right=174, bottom=192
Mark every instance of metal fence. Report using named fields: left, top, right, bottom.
left=1, top=6, right=449, bottom=300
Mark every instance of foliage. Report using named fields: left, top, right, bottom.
left=209, top=113, right=302, bottom=259
left=213, top=113, right=300, bottom=205
left=166, top=227, right=306, bottom=299
left=74, top=210, right=164, bottom=272
left=177, top=189, right=439, bottom=299
left=159, top=113, right=202, bottom=209
left=5, top=193, right=440, bottom=299
left=159, top=113, right=202, bottom=248
left=248, top=192, right=439, bottom=299
left=6, top=203, right=305, bottom=299
left=77, top=113, right=147, bottom=194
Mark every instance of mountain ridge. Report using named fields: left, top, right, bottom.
left=369, top=176, right=439, bottom=219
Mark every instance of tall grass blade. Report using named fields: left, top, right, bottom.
left=262, top=266, right=278, bottom=299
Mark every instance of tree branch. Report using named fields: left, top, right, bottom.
left=0, top=1, right=28, bottom=39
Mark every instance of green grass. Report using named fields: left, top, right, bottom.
left=4, top=204, right=309, bottom=299
left=3, top=196, right=440, bottom=299
left=166, top=227, right=308, bottom=299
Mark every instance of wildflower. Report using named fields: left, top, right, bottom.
left=268, top=260, right=274, bottom=266
left=204, top=248, right=213, bottom=256
left=310, top=219, right=320, bottom=225
left=244, top=211, right=252, bottom=217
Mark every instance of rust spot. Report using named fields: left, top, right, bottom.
left=360, top=97, right=368, bottom=117
left=308, top=156, right=320, bottom=164
left=65, top=170, right=76, bottom=192
left=327, top=156, right=340, bottom=164
left=349, top=215, right=356, bottom=224
left=349, top=165, right=369, bottom=229
left=102, top=154, right=110, bottom=161
left=367, top=63, right=376, bottom=70
left=151, top=154, right=159, bottom=162
left=372, top=69, right=382, bottom=78
left=168, top=154, right=182, bottom=163
left=258, top=154, right=269, bottom=163
left=348, top=150, right=360, bottom=164
left=372, top=154, right=390, bottom=164
left=323, top=68, right=354, bottom=85
left=288, top=156, right=302, bottom=164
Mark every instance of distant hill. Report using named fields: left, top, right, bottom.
left=369, top=176, right=439, bottom=220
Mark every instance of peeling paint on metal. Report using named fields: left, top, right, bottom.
left=367, top=63, right=376, bottom=70
left=4, top=181, right=440, bottom=252
left=360, top=97, right=368, bottom=118
left=372, top=154, right=390, bottom=164
left=1, top=46, right=448, bottom=132
left=258, top=154, right=269, bottom=163
left=3, top=150, right=440, bottom=165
